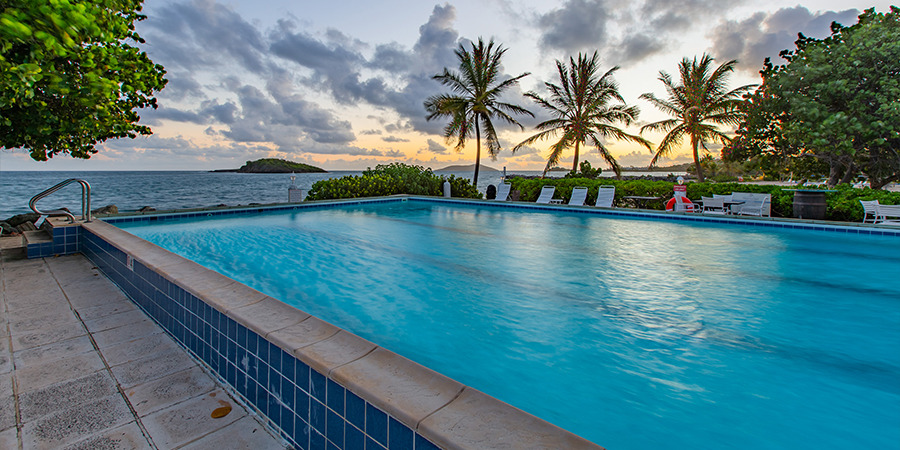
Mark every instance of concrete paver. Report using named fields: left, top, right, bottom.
left=59, top=422, right=152, bottom=450
left=18, top=372, right=118, bottom=422
left=2, top=255, right=289, bottom=450
left=0, top=427, right=18, bottom=450
left=12, top=335, right=95, bottom=367
left=82, top=309, right=149, bottom=334
left=22, top=394, right=132, bottom=450
left=91, top=320, right=162, bottom=349
left=102, top=333, right=182, bottom=368
left=179, top=416, right=287, bottom=450
left=76, top=299, right=136, bottom=321
left=16, top=352, right=107, bottom=393
left=126, top=367, right=216, bottom=417
left=111, top=347, right=197, bottom=389
left=0, top=337, right=11, bottom=374
left=12, top=321, right=88, bottom=352
left=141, top=390, right=246, bottom=449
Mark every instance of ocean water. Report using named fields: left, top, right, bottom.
left=119, top=201, right=900, bottom=450
left=0, top=169, right=679, bottom=218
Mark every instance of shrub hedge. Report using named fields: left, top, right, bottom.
left=507, top=177, right=900, bottom=222
left=305, top=163, right=482, bottom=201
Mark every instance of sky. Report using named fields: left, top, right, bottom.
left=0, top=0, right=892, bottom=172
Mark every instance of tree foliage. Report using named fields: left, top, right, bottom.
left=640, top=54, right=754, bottom=182
left=424, top=38, right=532, bottom=186
left=513, top=51, right=650, bottom=178
left=0, top=0, right=167, bottom=161
left=728, top=7, right=900, bottom=189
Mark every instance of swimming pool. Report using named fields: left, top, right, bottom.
left=117, top=200, right=900, bottom=449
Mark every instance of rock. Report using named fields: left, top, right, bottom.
left=510, top=190, right=521, bottom=202
left=216, top=204, right=227, bottom=207
left=16, top=221, right=38, bottom=232
left=92, top=205, right=118, bottom=215
left=5, top=213, right=40, bottom=228
left=0, top=221, right=16, bottom=235
left=138, top=206, right=156, bottom=212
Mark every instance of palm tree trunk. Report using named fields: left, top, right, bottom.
left=572, top=140, right=580, bottom=172
left=473, top=118, right=482, bottom=187
left=692, top=135, right=704, bottom=182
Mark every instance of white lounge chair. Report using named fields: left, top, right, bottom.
left=877, top=204, right=900, bottom=224
left=536, top=186, right=557, bottom=204
left=569, top=186, right=588, bottom=206
left=495, top=182, right=511, bottom=201
left=595, top=185, right=615, bottom=208
left=731, top=192, right=772, bottom=216
left=737, top=198, right=770, bottom=216
left=713, top=193, right=736, bottom=214
left=700, top=196, right=726, bottom=214
left=672, top=195, right=698, bottom=212
left=860, top=200, right=879, bottom=223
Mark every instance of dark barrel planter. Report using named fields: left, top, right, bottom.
left=792, top=190, right=828, bottom=220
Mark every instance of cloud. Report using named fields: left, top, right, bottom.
left=537, top=0, right=611, bottom=54
left=509, top=144, right=541, bottom=156
left=134, top=0, right=533, bottom=158
left=708, top=6, right=860, bottom=72
left=424, top=139, right=448, bottom=154
left=99, top=135, right=274, bottom=160
left=156, top=73, right=206, bottom=100
left=534, top=0, right=759, bottom=66
left=642, top=0, right=746, bottom=32
left=616, top=150, right=653, bottom=167
left=533, top=0, right=672, bottom=66
left=141, top=0, right=268, bottom=75
left=262, top=4, right=462, bottom=135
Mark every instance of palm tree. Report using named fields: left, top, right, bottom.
left=424, top=38, right=533, bottom=186
left=639, top=53, right=755, bottom=182
left=513, top=51, right=650, bottom=177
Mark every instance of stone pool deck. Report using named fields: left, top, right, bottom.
left=0, top=254, right=289, bottom=450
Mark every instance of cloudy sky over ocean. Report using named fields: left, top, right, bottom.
left=1, top=0, right=890, bottom=171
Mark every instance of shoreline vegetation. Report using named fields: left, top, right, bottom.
left=545, top=162, right=694, bottom=173
left=210, top=158, right=327, bottom=174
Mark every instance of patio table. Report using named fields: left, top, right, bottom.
left=623, top=196, right=661, bottom=209
left=692, top=199, right=745, bottom=214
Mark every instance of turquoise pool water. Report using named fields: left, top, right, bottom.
left=118, top=201, right=900, bottom=449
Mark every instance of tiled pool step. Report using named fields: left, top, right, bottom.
left=0, top=255, right=288, bottom=449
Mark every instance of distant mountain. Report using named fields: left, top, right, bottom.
left=211, top=158, right=327, bottom=173
left=434, top=164, right=500, bottom=172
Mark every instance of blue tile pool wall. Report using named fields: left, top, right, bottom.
left=27, top=224, right=81, bottom=258
left=81, top=228, right=442, bottom=450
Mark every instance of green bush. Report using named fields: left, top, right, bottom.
left=506, top=177, right=900, bottom=222
left=306, top=163, right=482, bottom=201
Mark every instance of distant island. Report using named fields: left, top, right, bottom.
left=211, top=158, right=327, bottom=173
left=434, top=164, right=500, bottom=172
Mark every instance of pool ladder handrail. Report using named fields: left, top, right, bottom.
left=29, top=178, right=92, bottom=223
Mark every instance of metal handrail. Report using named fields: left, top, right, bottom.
left=29, top=179, right=92, bottom=223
